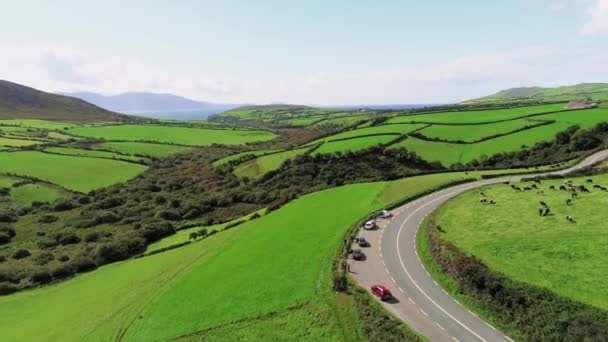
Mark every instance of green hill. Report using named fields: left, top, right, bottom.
left=0, top=80, right=137, bottom=122
left=462, top=83, right=608, bottom=105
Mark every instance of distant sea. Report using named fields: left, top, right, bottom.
left=122, top=108, right=234, bottom=120
left=326, top=104, right=445, bottom=111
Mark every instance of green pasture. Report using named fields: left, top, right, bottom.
left=435, top=174, right=608, bottom=310
left=0, top=137, right=42, bottom=147
left=419, top=119, right=541, bottom=142
left=533, top=108, right=608, bottom=127
left=212, top=149, right=281, bottom=167
left=68, top=125, right=277, bottom=146
left=234, top=148, right=309, bottom=179
left=0, top=151, right=147, bottom=192
left=313, top=135, right=397, bottom=155
left=95, top=141, right=192, bottom=158
left=312, top=114, right=372, bottom=128
left=44, top=147, right=146, bottom=163
left=387, top=103, right=567, bottom=124
left=0, top=119, right=79, bottom=130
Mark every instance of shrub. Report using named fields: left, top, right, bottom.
left=52, top=200, right=77, bottom=212
left=12, top=249, right=31, bottom=259
left=17, top=206, right=32, bottom=216
left=78, top=196, right=92, bottom=205
left=182, top=208, right=201, bottom=220
left=155, top=209, right=182, bottom=221
left=92, top=237, right=146, bottom=264
left=51, top=265, right=73, bottom=279
left=69, top=257, right=97, bottom=273
left=332, top=274, right=348, bottom=292
left=84, top=232, right=100, bottom=242
left=139, top=222, right=175, bottom=243
left=34, top=252, right=55, bottom=266
left=55, top=232, right=81, bottom=245
left=0, top=187, right=10, bottom=196
left=249, top=212, right=261, bottom=220
left=97, top=196, right=125, bottom=209
left=0, top=282, right=17, bottom=295
left=37, top=238, right=59, bottom=249
left=30, top=271, right=52, bottom=284
left=0, top=211, right=17, bottom=223
left=38, top=214, right=59, bottom=224
left=96, top=211, right=122, bottom=224
left=0, top=255, right=5, bottom=263
left=0, top=226, right=15, bottom=238
left=0, top=233, right=11, bottom=245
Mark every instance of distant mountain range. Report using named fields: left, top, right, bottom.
left=462, top=83, right=608, bottom=105
left=60, top=91, right=241, bottom=120
left=0, top=80, right=135, bottom=122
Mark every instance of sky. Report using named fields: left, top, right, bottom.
left=0, top=0, right=607, bottom=105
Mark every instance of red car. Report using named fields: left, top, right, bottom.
left=370, top=284, right=392, bottom=300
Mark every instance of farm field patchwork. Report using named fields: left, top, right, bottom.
left=95, top=141, right=192, bottom=158
left=313, top=135, right=397, bottom=155
left=0, top=151, right=147, bottom=192
left=68, top=125, right=277, bottom=146
left=234, top=147, right=309, bottom=179
left=0, top=167, right=507, bottom=341
left=212, top=149, right=281, bottom=167
left=434, top=174, right=608, bottom=310
left=386, top=103, right=567, bottom=124
left=44, top=147, right=147, bottom=163
left=0, top=119, right=79, bottom=130
left=0, top=137, right=43, bottom=147
left=419, top=119, right=544, bottom=142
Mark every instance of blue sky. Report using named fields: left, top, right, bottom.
left=0, top=0, right=607, bottom=105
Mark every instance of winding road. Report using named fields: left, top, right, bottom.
left=349, top=150, right=608, bottom=342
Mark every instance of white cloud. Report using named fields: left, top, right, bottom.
left=0, top=42, right=607, bottom=105
left=581, top=0, right=608, bottom=35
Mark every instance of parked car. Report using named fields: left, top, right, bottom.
left=370, top=284, right=392, bottom=300
left=352, top=248, right=364, bottom=260
left=363, top=220, right=376, bottom=230
left=379, top=210, right=392, bottom=218
left=355, top=236, right=369, bottom=247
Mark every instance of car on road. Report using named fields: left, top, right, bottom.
left=355, top=236, right=369, bottom=247
left=363, top=220, right=376, bottom=230
left=370, top=284, right=392, bottom=300
left=352, top=248, right=364, bottom=260
left=379, top=210, right=392, bottom=218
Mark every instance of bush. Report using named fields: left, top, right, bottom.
left=30, top=271, right=52, bottom=284
left=12, top=249, right=31, bottom=259
left=155, top=209, right=182, bottom=221
left=0, top=211, right=17, bottom=223
left=84, top=232, right=100, bottom=242
left=93, top=237, right=146, bottom=264
left=0, top=282, right=17, bottom=295
left=249, top=212, right=261, bottom=220
left=55, top=232, right=81, bottom=245
left=78, top=196, right=92, bottom=205
left=0, top=232, right=11, bottom=245
left=97, top=196, right=125, bottom=209
left=0, top=255, right=5, bottom=263
left=34, top=252, right=55, bottom=266
left=52, top=200, right=77, bottom=212
left=0, top=226, right=15, bottom=238
left=69, top=257, right=97, bottom=273
left=96, top=211, right=122, bottom=224
left=38, top=214, right=59, bottom=224
left=139, top=223, right=175, bottom=243
left=37, top=237, right=59, bottom=249
left=51, top=265, right=73, bottom=279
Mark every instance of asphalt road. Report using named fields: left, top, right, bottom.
left=349, top=150, right=608, bottom=342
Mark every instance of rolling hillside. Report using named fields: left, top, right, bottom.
left=462, top=83, right=608, bottom=105
left=0, top=80, right=137, bottom=122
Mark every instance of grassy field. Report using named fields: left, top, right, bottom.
left=68, top=125, right=277, bottom=146
left=0, top=165, right=508, bottom=341
left=419, top=119, right=541, bottom=142
left=0, top=175, right=64, bottom=203
left=386, top=103, right=566, bottom=124
left=234, top=148, right=309, bottom=179
left=313, top=135, right=397, bottom=155
left=0, top=119, right=79, bottom=130
left=0, top=151, right=147, bottom=192
left=434, top=174, right=608, bottom=310
left=212, top=149, right=281, bottom=167
left=44, top=147, right=146, bottom=163
left=0, top=137, right=43, bottom=147
left=94, top=141, right=192, bottom=158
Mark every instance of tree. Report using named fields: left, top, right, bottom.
left=197, top=228, right=208, bottom=238
left=189, top=232, right=198, bottom=241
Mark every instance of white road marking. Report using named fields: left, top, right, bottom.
left=382, top=260, right=386, bottom=266
left=408, top=297, right=415, bottom=305
left=433, top=280, right=439, bottom=286
left=425, top=271, right=431, bottom=277
left=452, top=337, right=460, bottom=342
left=420, top=309, right=429, bottom=317
left=398, top=287, right=404, bottom=293
left=385, top=268, right=389, bottom=274
left=391, top=277, right=396, bottom=283
left=468, top=309, right=478, bottom=318
left=435, top=322, right=446, bottom=331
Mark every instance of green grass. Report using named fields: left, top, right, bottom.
left=68, top=125, right=277, bottom=146
left=44, top=147, right=146, bottom=163
left=387, top=103, right=567, bottom=124
left=434, top=174, right=608, bottom=310
left=10, top=183, right=64, bottom=203
left=234, top=148, right=309, bottom=179
left=312, top=114, right=372, bottom=128
left=0, top=151, right=147, bottom=192
left=0, top=119, right=79, bottom=130
left=313, top=135, right=397, bottom=155
left=0, top=137, right=43, bottom=147
left=419, top=119, right=541, bottom=142
left=533, top=108, right=608, bottom=128
left=95, top=141, right=192, bottom=158
left=212, top=149, right=281, bottom=167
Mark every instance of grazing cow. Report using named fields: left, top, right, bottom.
left=565, top=215, right=575, bottom=223
left=587, top=179, right=593, bottom=183
left=581, top=187, right=590, bottom=193
left=524, top=187, right=532, bottom=191
left=601, top=186, right=608, bottom=192
left=543, top=208, right=551, bottom=216
left=539, top=201, right=548, bottom=207
left=538, top=208, right=543, bottom=216
left=559, top=185, right=567, bottom=191
left=531, top=184, right=538, bottom=189
left=480, top=191, right=486, bottom=197
left=571, top=193, right=578, bottom=198
left=593, top=184, right=602, bottom=189
left=535, top=180, right=541, bottom=184
left=566, top=199, right=572, bottom=205
left=550, top=185, right=556, bottom=190
left=480, top=198, right=487, bottom=203
left=490, top=200, right=496, bottom=205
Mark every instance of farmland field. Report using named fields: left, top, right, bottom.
left=0, top=167, right=504, bottom=341
left=234, top=148, right=309, bottom=179
left=0, top=175, right=64, bottom=203
left=44, top=147, right=146, bottom=163
left=0, top=151, right=147, bottom=192
left=0, top=137, right=42, bottom=147
left=386, top=103, right=567, bottom=124
left=0, top=119, right=79, bottom=130
left=68, top=125, right=278, bottom=146
left=324, top=123, right=425, bottom=140
left=313, top=135, right=397, bottom=155
left=419, top=119, right=543, bottom=142
left=212, top=149, right=281, bottom=167
left=94, top=141, right=192, bottom=158
left=433, top=174, right=608, bottom=310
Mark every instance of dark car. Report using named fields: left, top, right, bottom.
left=352, top=248, right=364, bottom=260
left=370, top=284, right=392, bottom=300
left=355, top=236, right=369, bottom=247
